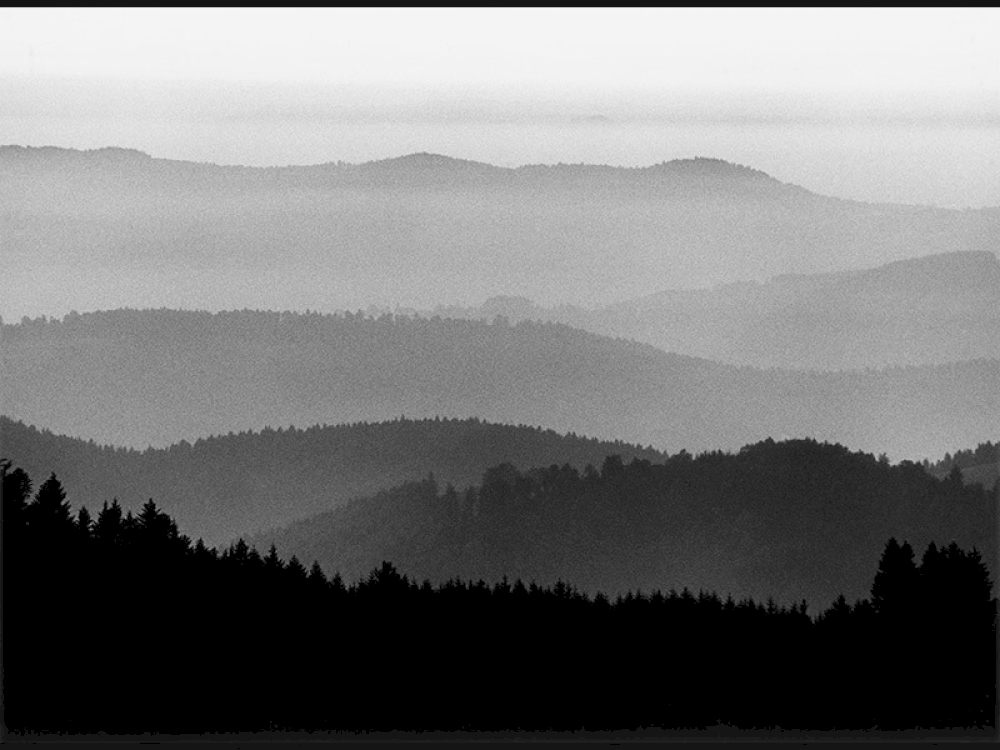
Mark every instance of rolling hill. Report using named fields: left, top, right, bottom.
left=425, top=251, right=1000, bottom=370
left=2, top=309, right=998, bottom=461
left=245, top=438, right=998, bottom=611
left=2, top=146, right=996, bottom=320
left=0, top=415, right=666, bottom=546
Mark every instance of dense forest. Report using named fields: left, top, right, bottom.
left=0, top=415, right=665, bottom=547
left=243, top=438, right=997, bottom=609
left=2, top=461, right=994, bottom=735
left=5, top=309, right=998, bottom=459
left=423, top=250, right=1000, bottom=370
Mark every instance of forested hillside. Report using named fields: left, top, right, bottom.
left=3, top=461, right=994, bottom=734
left=4, top=309, right=998, bottom=460
left=0, top=416, right=664, bottom=547
left=245, top=438, right=998, bottom=610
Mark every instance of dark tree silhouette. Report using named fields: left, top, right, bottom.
left=871, top=537, right=919, bottom=619
left=0, top=463, right=995, bottom=736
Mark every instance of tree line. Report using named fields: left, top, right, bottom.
left=925, top=441, right=998, bottom=476
left=247, top=438, right=997, bottom=611
left=2, top=460, right=995, bottom=735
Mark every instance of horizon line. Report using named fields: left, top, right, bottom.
left=8, top=143, right=1000, bottom=212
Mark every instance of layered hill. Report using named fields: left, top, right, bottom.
left=0, top=416, right=665, bottom=547
left=426, top=251, right=1000, bottom=370
left=2, top=309, right=998, bottom=461
left=245, top=438, right=998, bottom=611
left=2, top=146, right=996, bottom=319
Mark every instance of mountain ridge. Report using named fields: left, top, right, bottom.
left=0, top=414, right=667, bottom=547
left=4, top=144, right=994, bottom=318
left=3, top=308, right=997, bottom=460
left=425, top=250, right=1000, bottom=370
left=3, top=145, right=991, bottom=210
left=0, top=144, right=901, bottom=204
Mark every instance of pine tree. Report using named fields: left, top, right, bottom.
left=308, top=560, right=328, bottom=590
left=29, top=473, right=75, bottom=540
left=871, top=537, right=918, bottom=618
left=1, top=460, right=32, bottom=538
left=264, top=543, right=284, bottom=573
left=93, top=499, right=125, bottom=548
left=76, top=505, right=93, bottom=540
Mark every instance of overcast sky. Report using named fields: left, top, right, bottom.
left=2, top=9, right=998, bottom=206
left=2, top=8, right=998, bottom=94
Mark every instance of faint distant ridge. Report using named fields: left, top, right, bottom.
left=0, top=144, right=778, bottom=177
left=344, top=151, right=809, bottom=197
left=0, top=144, right=811, bottom=197
left=696, top=249, right=1000, bottom=296
left=644, top=156, right=810, bottom=197
left=359, top=152, right=498, bottom=172
left=0, top=145, right=153, bottom=172
left=347, top=151, right=502, bottom=186
left=862, top=249, right=1000, bottom=291
left=4, top=144, right=995, bottom=319
left=0, top=145, right=151, bottom=161
left=648, top=156, right=774, bottom=180
left=427, top=250, right=1000, bottom=370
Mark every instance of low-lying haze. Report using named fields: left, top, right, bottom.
left=2, top=79, right=998, bottom=209
left=3, top=8, right=998, bottom=208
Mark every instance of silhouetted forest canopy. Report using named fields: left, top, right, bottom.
left=2, top=461, right=995, bottom=735
left=5, top=308, right=998, bottom=460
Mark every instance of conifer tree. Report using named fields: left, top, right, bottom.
left=1, top=459, right=32, bottom=537
left=76, top=505, right=93, bottom=540
left=93, top=499, right=124, bottom=547
left=29, top=473, right=75, bottom=539
left=871, top=537, right=918, bottom=618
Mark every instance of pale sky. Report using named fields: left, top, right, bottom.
left=2, top=9, right=999, bottom=207
left=2, top=8, right=998, bottom=95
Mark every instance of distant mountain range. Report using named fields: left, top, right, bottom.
left=0, top=416, right=665, bottom=546
left=2, top=146, right=996, bottom=318
left=244, top=437, right=997, bottom=611
left=3, top=309, right=997, bottom=460
left=421, top=251, right=1000, bottom=370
